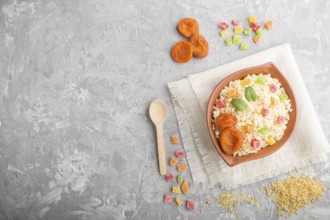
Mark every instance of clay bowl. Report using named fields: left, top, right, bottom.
left=206, top=62, right=297, bottom=167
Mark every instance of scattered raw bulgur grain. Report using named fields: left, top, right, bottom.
left=170, top=135, right=179, bottom=144
left=266, top=176, right=325, bottom=217
left=214, top=193, right=240, bottom=215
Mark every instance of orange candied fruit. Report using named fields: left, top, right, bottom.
left=181, top=180, right=189, bottom=195
left=169, top=157, right=178, bottom=166
left=243, top=124, right=254, bottom=134
left=264, top=20, right=273, bottom=30
left=171, top=135, right=179, bottom=144
left=177, top=163, right=187, bottom=172
left=227, top=88, right=238, bottom=98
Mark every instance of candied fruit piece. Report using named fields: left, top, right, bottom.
left=181, top=180, right=189, bottom=195
left=177, top=163, right=187, bottom=172
left=220, top=29, right=227, bottom=38
left=234, top=26, right=243, bottom=34
left=169, top=157, right=178, bottom=166
left=248, top=15, right=256, bottom=23
left=175, top=150, right=184, bottom=158
left=264, top=20, right=273, bottom=30
left=232, top=35, right=241, bottom=45
left=166, top=173, right=174, bottom=182
left=224, top=37, right=233, bottom=46
left=164, top=195, right=173, bottom=203
left=172, top=186, right=181, bottom=194
left=244, top=27, right=252, bottom=35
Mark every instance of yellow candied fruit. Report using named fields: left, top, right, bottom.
left=220, top=29, right=227, bottom=38
left=253, top=35, right=261, bottom=44
left=264, top=20, right=273, bottom=30
left=169, top=157, right=178, bottom=166
left=234, top=26, right=243, bottom=34
left=227, top=88, right=238, bottom=98
left=248, top=15, right=256, bottom=23
left=172, top=186, right=181, bottom=194
left=240, top=78, right=251, bottom=86
left=267, top=136, right=276, bottom=145
left=171, top=135, right=179, bottom=144
left=243, top=124, right=254, bottom=134
left=271, top=97, right=277, bottom=106
left=181, top=180, right=189, bottom=195
left=177, top=163, right=187, bottom=172
left=176, top=197, right=182, bottom=206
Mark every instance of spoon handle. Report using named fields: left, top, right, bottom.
left=156, top=124, right=167, bottom=175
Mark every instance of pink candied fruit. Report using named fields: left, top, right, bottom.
left=251, top=139, right=261, bottom=149
left=219, top=22, right=229, bottom=29
left=250, top=23, right=260, bottom=31
left=215, top=99, right=226, bottom=109
left=166, top=173, right=174, bottom=182
left=269, top=84, right=277, bottom=93
left=164, top=195, right=173, bottom=203
left=276, top=116, right=286, bottom=125
left=261, top=108, right=269, bottom=117
left=175, top=150, right=185, bottom=158
left=186, top=200, right=195, bottom=210
left=232, top=20, right=239, bottom=26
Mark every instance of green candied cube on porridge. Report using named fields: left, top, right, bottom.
left=232, top=35, right=241, bottom=45
left=279, top=93, right=289, bottom=101
left=258, top=126, right=269, bottom=135
left=255, top=75, right=266, bottom=84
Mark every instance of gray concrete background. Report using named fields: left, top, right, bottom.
left=0, top=0, right=330, bottom=219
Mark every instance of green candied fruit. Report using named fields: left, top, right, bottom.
left=255, top=75, right=267, bottom=84
left=240, top=42, right=249, bottom=50
left=224, top=37, right=232, bottom=46
left=256, top=29, right=263, bottom=36
left=232, top=34, right=241, bottom=45
left=244, top=27, right=252, bottom=36
left=279, top=93, right=289, bottom=102
left=176, top=175, right=183, bottom=183
left=258, top=126, right=269, bottom=135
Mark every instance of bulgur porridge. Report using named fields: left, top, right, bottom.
left=212, top=74, right=292, bottom=156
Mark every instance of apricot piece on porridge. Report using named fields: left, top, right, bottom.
left=220, top=127, right=243, bottom=155
left=214, top=113, right=238, bottom=132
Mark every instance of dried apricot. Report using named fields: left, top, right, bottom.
left=219, top=127, right=243, bottom=155
left=189, top=34, right=209, bottom=58
left=178, top=18, right=200, bottom=38
left=214, top=113, right=238, bottom=132
left=171, top=41, right=193, bottom=63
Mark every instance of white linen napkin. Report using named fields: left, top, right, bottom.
left=168, top=44, right=329, bottom=189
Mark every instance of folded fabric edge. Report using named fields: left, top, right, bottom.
left=219, top=153, right=328, bottom=190
left=168, top=80, right=221, bottom=187
left=168, top=81, right=213, bottom=188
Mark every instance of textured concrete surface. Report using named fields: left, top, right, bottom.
left=0, top=0, right=330, bottom=219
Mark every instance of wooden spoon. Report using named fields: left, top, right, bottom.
left=149, top=99, right=168, bottom=176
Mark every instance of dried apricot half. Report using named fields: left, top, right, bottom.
left=171, top=41, right=193, bottom=63
left=189, top=34, right=209, bottom=58
left=219, top=127, right=243, bottom=155
left=178, top=18, right=200, bottom=38
left=214, top=113, right=238, bottom=132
